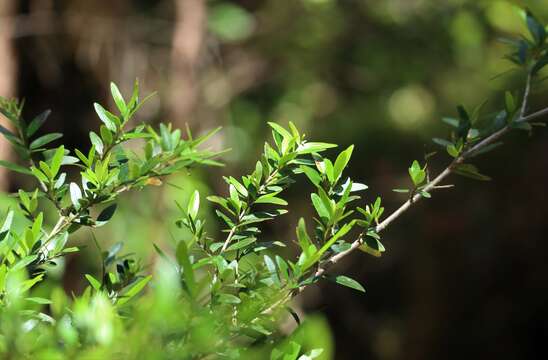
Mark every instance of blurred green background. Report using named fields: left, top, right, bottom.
left=1, top=0, right=548, bottom=358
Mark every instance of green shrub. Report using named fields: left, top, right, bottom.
left=0, top=9, right=547, bottom=360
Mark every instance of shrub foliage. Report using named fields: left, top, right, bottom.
left=0, top=9, right=547, bottom=360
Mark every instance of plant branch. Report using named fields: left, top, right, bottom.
left=220, top=168, right=281, bottom=253
left=312, top=77, right=548, bottom=281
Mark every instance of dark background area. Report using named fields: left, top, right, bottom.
left=1, top=0, right=548, bottom=359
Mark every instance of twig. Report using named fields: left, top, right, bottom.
left=220, top=226, right=238, bottom=253
left=219, top=169, right=280, bottom=253
left=312, top=72, right=547, bottom=280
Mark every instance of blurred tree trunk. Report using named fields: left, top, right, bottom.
left=0, top=1, right=17, bottom=191
left=170, top=0, right=206, bottom=124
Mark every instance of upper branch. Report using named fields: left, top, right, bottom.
left=312, top=73, right=548, bottom=280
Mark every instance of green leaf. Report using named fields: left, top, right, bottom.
left=255, top=195, right=288, bottom=206
left=275, top=256, right=290, bottom=282
left=62, top=247, right=79, bottom=253
left=176, top=241, right=196, bottom=296
left=253, top=161, right=263, bottom=183
left=94, top=103, right=118, bottom=132
left=69, top=183, right=82, bottom=209
left=25, top=297, right=53, bottom=305
left=0, top=123, right=14, bottom=139
left=226, top=237, right=256, bottom=251
left=0, top=160, right=32, bottom=175
left=128, top=78, right=140, bottom=111
left=96, top=204, right=117, bottom=226
left=29, top=133, right=63, bottom=150
left=31, top=212, right=43, bottom=241
left=432, top=138, right=453, bottom=147
left=0, top=127, right=22, bottom=148
left=217, top=293, right=241, bottom=304
left=18, top=190, right=31, bottom=211
left=129, top=91, right=157, bottom=117
left=100, top=125, right=113, bottom=145
left=442, top=117, right=459, bottom=128
left=39, top=161, right=53, bottom=179
left=351, top=182, right=368, bottom=192
left=50, top=146, right=65, bottom=177
left=264, top=255, right=277, bottom=274
left=323, top=158, right=334, bottom=184
left=84, top=274, right=102, bottom=291
left=193, top=126, right=222, bottom=147
left=526, top=10, right=546, bottom=45
left=0, top=105, right=18, bottom=126
left=288, top=121, right=300, bottom=139
left=225, top=176, right=248, bottom=197
left=117, top=275, right=152, bottom=306
left=296, top=142, right=337, bottom=155
left=333, top=145, right=354, bottom=182
left=206, top=195, right=230, bottom=211
left=446, top=144, right=460, bottom=158
left=408, top=160, right=425, bottom=186
left=89, top=131, right=104, bottom=155
left=317, top=187, right=334, bottom=219
left=1, top=210, right=14, bottom=233
left=11, top=255, right=38, bottom=272
left=296, top=218, right=312, bottom=253
left=303, top=222, right=354, bottom=270
left=30, top=166, right=48, bottom=183
left=26, top=110, right=51, bottom=138
left=300, top=165, right=322, bottom=187
left=74, top=148, right=90, bottom=166
left=504, top=91, right=516, bottom=114
left=229, top=184, right=240, bottom=207
left=110, top=82, right=127, bottom=116
left=61, top=156, right=78, bottom=167
left=271, top=341, right=301, bottom=360
left=358, top=234, right=385, bottom=257
left=187, top=190, right=200, bottom=220
left=311, top=193, right=329, bottom=220
left=268, top=122, right=293, bottom=142
left=329, top=275, right=365, bottom=293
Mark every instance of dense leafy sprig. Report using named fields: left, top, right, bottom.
left=0, top=80, right=222, bottom=319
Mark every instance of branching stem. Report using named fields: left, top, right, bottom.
left=312, top=72, right=548, bottom=280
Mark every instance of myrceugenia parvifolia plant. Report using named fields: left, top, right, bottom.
left=1, top=9, right=548, bottom=360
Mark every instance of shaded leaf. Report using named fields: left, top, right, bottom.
left=96, top=204, right=117, bottom=226
left=0, top=160, right=31, bottom=175
left=328, top=275, right=365, bottom=293
left=26, top=110, right=51, bottom=138
left=117, top=275, right=152, bottom=306
left=84, top=274, right=101, bottom=291
left=29, top=133, right=63, bottom=150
